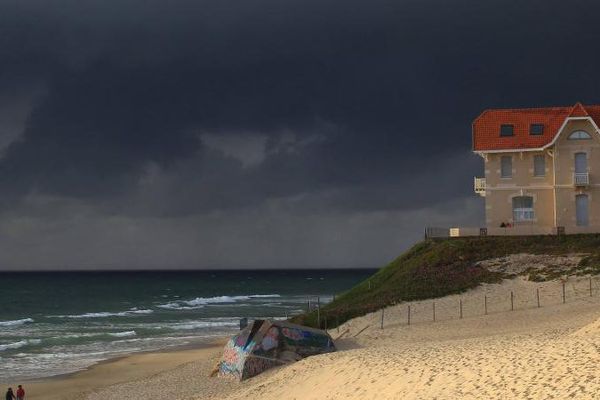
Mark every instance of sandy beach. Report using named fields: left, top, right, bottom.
left=224, top=277, right=600, bottom=400
left=8, top=276, right=600, bottom=400
left=5, top=340, right=236, bottom=400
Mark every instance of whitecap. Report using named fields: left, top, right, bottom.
left=108, top=331, right=136, bottom=338
left=157, top=294, right=281, bottom=310
left=183, top=295, right=249, bottom=306
left=169, top=320, right=239, bottom=330
left=52, top=333, right=102, bottom=340
left=53, top=309, right=154, bottom=319
left=0, top=339, right=41, bottom=352
left=0, top=318, right=34, bottom=327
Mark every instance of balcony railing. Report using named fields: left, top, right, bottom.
left=574, top=172, right=589, bottom=186
left=474, top=177, right=486, bottom=197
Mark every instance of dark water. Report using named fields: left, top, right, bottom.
left=0, top=269, right=374, bottom=381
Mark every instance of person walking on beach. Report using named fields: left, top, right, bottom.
left=15, top=386, right=24, bottom=400
left=5, top=388, right=15, bottom=400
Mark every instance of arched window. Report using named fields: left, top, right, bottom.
left=512, top=196, right=534, bottom=222
left=568, top=130, right=592, bottom=140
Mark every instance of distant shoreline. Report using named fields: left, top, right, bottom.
left=0, top=268, right=380, bottom=273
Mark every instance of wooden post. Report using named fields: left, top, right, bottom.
left=317, top=297, right=321, bottom=327
left=459, top=299, right=463, bottom=319
left=562, top=282, right=566, bottom=304
left=433, top=302, right=436, bottom=322
left=381, top=309, right=384, bottom=330
left=536, top=288, right=540, bottom=308
left=407, top=305, right=411, bottom=325
left=510, top=291, right=514, bottom=311
left=484, top=295, right=487, bottom=315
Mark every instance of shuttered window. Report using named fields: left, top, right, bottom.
left=501, top=156, right=512, bottom=178
left=533, top=155, right=545, bottom=176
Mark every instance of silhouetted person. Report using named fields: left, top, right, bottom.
left=15, top=386, right=24, bottom=400
left=5, top=388, right=15, bottom=400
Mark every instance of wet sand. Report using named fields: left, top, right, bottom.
left=6, top=340, right=232, bottom=400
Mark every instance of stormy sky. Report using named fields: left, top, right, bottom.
left=0, top=0, right=599, bottom=270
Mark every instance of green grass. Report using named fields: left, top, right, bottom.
left=291, top=234, right=600, bottom=329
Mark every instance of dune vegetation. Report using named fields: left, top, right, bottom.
left=292, top=234, right=600, bottom=328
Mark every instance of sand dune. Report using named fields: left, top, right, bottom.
left=221, top=277, right=600, bottom=400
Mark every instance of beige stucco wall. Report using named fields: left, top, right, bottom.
left=485, top=152, right=553, bottom=187
left=553, top=119, right=600, bottom=185
left=480, top=118, right=600, bottom=233
left=553, top=119, right=600, bottom=231
left=484, top=188, right=554, bottom=228
left=483, top=151, right=554, bottom=228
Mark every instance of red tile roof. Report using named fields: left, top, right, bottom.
left=472, top=102, right=600, bottom=151
left=569, top=102, right=589, bottom=117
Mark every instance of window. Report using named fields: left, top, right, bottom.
left=576, top=194, right=589, bottom=226
left=500, top=124, right=514, bottom=137
left=568, top=130, right=592, bottom=140
left=512, top=196, right=534, bottom=222
left=533, top=155, right=545, bottom=176
left=530, top=124, right=544, bottom=135
left=500, top=156, right=512, bottom=178
left=575, top=152, right=587, bottom=173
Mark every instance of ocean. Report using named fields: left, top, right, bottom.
left=0, top=269, right=374, bottom=382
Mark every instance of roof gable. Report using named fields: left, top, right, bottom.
left=569, top=102, right=589, bottom=117
left=473, top=103, right=600, bottom=152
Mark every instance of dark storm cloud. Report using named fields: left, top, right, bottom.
left=0, top=0, right=599, bottom=268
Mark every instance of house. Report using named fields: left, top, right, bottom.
left=472, top=102, right=600, bottom=235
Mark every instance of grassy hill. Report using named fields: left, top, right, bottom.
left=291, top=234, right=600, bottom=329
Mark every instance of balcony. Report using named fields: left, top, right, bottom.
left=574, top=172, right=589, bottom=186
left=474, top=177, right=486, bottom=197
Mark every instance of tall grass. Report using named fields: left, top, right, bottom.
left=292, top=234, right=600, bottom=328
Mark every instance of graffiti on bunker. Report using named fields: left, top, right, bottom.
left=218, top=320, right=336, bottom=380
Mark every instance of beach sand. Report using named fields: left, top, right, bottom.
left=223, top=277, right=600, bottom=400
left=8, top=339, right=236, bottom=400
left=10, top=276, right=600, bottom=400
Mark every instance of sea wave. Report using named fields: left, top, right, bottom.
left=0, top=318, right=34, bottom=327
left=169, top=320, right=239, bottom=330
left=157, top=303, right=204, bottom=311
left=13, top=349, right=125, bottom=360
left=108, top=331, right=136, bottom=338
left=0, top=339, right=41, bottom=352
left=51, top=331, right=138, bottom=341
left=53, top=309, right=154, bottom=319
left=53, top=333, right=103, bottom=339
left=157, top=294, right=280, bottom=310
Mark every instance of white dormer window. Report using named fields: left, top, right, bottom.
left=568, top=130, right=592, bottom=140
